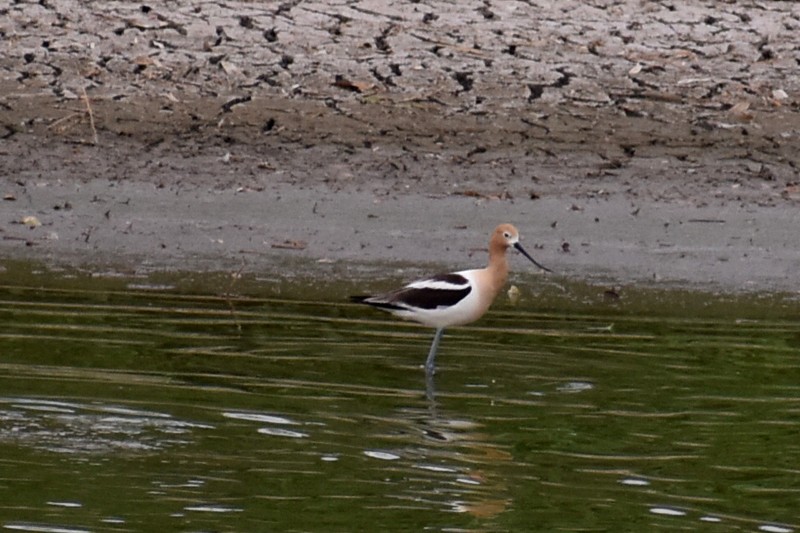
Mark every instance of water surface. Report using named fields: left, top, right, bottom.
left=0, top=267, right=798, bottom=532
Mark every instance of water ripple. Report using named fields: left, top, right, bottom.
left=1, top=281, right=799, bottom=530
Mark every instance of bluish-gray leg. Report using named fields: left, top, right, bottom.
left=425, top=328, right=445, bottom=375
left=425, top=369, right=436, bottom=403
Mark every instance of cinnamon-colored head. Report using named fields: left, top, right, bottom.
left=489, top=223, right=550, bottom=273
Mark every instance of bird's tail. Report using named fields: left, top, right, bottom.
left=350, top=294, right=406, bottom=311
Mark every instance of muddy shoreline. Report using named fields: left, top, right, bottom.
left=1, top=1, right=799, bottom=293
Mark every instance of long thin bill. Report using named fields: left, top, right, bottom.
left=513, top=242, right=552, bottom=272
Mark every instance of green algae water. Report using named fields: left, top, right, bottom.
left=0, top=266, right=799, bottom=532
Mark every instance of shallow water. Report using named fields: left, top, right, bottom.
left=0, top=268, right=799, bottom=532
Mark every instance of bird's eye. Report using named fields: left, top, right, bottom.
left=503, top=232, right=511, bottom=238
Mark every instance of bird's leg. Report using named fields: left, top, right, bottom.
left=425, top=328, right=445, bottom=376
left=425, top=370, right=436, bottom=402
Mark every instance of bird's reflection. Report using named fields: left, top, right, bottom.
left=375, top=372, right=513, bottom=519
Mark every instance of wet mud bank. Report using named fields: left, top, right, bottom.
left=1, top=1, right=799, bottom=293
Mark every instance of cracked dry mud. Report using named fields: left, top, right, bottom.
left=1, top=1, right=799, bottom=292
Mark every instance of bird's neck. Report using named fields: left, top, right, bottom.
left=486, top=247, right=510, bottom=293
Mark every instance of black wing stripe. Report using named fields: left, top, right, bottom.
left=429, top=273, right=469, bottom=286
left=352, top=273, right=472, bottom=311
left=389, top=285, right=472, bottom=310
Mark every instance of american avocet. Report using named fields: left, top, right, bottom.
left=351, top=224, right=550, bottom=375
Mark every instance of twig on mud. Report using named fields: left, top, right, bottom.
left=47, top=112, right=83, bottom=132
left=46, top=86, right=99, bottom=144
left=81, top=85, right=98, bottom=145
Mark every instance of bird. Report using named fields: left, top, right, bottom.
left=351, top=223, right=550, bottom=375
